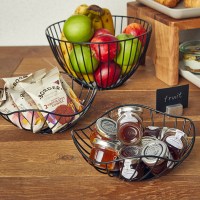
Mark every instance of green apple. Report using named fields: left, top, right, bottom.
left=115, top=33, right=142, bottom=66
left=69, top=45, right=99, bottom=74
left=63, top=15, right=94, bottom=42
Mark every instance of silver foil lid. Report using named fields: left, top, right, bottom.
left=96, top=117, right=117, bottom=139
left=141, top=140, right=168, bottom=166
left=119, top=145, right=141, bottom=159
left=118, top=106, right=143, bottom=117
left=160, top=128, right=187, bottom=140
left=119, top=146, right=141, bottom=165
left=93, top=138, right=120, bottom=151
left=141, top=136, right=158, bottom=148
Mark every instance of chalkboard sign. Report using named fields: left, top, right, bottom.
left=156, top=84, right=189, bottom=112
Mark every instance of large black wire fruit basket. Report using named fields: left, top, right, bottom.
left=46, top=16, right=152, bottom=90
left=0, top=73, right=97, bottom=134
left=71, top=104, right=195, bottom=181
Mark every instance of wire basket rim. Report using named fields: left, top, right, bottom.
left=0, top=89, right=97, bottom=117
left=71, top=103, right=196, bottom=131
left=71, top=103, right=196, bottom=180
left=45, top=15, right=152, bottom=45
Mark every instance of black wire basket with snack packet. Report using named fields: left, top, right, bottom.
left=0, top=68, right=96, bottom=134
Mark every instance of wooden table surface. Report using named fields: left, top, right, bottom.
left=0, top=46, right=200, bottom=200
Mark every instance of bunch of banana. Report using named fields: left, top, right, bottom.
left=74, top=4, right=115, bottom=35
left=88, top=5, right=115, bottom=35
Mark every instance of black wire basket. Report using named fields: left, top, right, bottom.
left=71, top=104, right=195, bottom=181
left=45, top=16, right=152, bottom=90
left=0, top=73, right=97, bottom=134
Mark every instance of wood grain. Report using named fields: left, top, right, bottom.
left=0, top=46, right=200, bottom=199
left=0, top=139, right=199, bottom=200
left=0, top=139, right=199, bottom=177
left=1, top=176, right=200, bottom=200
left=154, top=20, right=179, bottom=85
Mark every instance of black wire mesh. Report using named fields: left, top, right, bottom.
left=45, top=16, right=152, bottom=90
left=71, top=104, right=195, bottom=181
left=0, top=73, right=97, bottom=134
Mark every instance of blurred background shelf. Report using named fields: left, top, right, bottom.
left=127, top=2, right=200, bottom=86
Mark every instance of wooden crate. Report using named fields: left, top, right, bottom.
left=127, top=2, right=200, bottom=86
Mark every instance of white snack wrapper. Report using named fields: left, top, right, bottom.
left=0, top=90, right=30, bottom=129
left=1, top=68, right=47, bottom=132
left=2, top=68, right=46, bottom=91
left=7, top=89, right=46, bottom=133
left=19, top=67, right=76, bottom=133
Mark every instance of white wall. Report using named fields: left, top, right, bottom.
left=0, top=0, right=133, bottom=46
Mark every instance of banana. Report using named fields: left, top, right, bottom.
left=92, top=15, right=103, bottom=31
left=77, top=73, right=95, bottom=83
left=87, top=5, right=104, bottom=16
left=87, top=5, right=115, bottom=34
left=60, top=32, right=78, bottom=78
left=60, top=32, right=94, bottom=82
left=73, top=4, right=103, bottom=31
left=100, top=8, right=115, bottom=35
left=74, top=4, right=89, bottom=15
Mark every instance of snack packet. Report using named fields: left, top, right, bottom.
left=0, top=89, right=30, bottom=129
left=42, top=68, right=83, bottom=112
left=2, top=68, right=46, bottom=91
left=2, top=69, right=47, bottom=132
left=19, top=67, right=77, bottom=133
left=60, top=75, right=83, bottom=112
left=7, top=89, right=46, bottom=133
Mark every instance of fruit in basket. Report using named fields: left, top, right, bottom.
left=60, top=32, right=78, bottom=78
left=123, top=23, right=147, bottom=46
left=77, top=73, right=95, bottom=83
left=73, top=4, right=115, bottom=34
left=63, top=15, right=94, bottom=42
left=100, top=8, right=115, bottom=35
left=74, top=4, right=89, bottom=15
left=94, top=61, right=121, bottom=88
left=121, top=65, right=133, bottom=75
left=93, top=28, right=113, bottom=37
left=69, top=45, right=99, bottom=74
left=87, top=5, right=115, bottom=35
left=115, top=33, right=142, bottom=66
left=91, top=15, right=104, bottom=31
left=74, top=4, right=103, bottom=31
left=90, top=34, right=119, bottom=62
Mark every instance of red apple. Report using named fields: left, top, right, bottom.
left=94, top=61, right=121, bottom=88
left=90, top=34, right=120, bottom=62
left=93, top=28, right=113, bottom=37
left=123, top=23, right=146, bottom=46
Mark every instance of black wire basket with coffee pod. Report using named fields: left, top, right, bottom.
left=71, top=104, right=195, bottom=181
left=46, top=16, right=152, bottom=90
